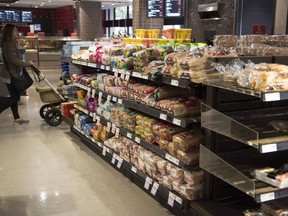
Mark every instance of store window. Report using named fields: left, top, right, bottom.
left=115, top=6, right=127, bottom=20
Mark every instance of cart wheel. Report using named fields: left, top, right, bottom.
left=39, top=104, right=52, bottom=119
left=44, top=109, right=62, bottom=126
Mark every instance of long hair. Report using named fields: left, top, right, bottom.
left=1, top=24, right=16, bottom=47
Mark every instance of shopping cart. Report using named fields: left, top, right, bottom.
left=31, top=65, right=67, bottom=126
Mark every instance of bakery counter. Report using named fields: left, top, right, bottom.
left=39, top=51, right=61, bottom=69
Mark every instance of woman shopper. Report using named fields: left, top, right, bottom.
left=0, top=24, right=33, bottom=124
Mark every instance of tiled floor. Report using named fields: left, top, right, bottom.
left=0, top=69, right=172, bottom=216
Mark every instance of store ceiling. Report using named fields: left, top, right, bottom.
left=0, top=0, right=132, bottom=8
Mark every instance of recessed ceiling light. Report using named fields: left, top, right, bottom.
left=35, top=6, right=38, bottom=8
left=48, top=0, right=52, bottom=2
left=6, top=4, right=9, bottom=6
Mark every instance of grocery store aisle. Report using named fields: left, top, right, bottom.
left=0, top=69, right=172, bottom=216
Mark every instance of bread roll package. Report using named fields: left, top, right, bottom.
left=170, top=166, right=184, bottom=183
left=184, top=170, right=204, bottom=185
left=162, top=175, right=173, bottom=190
left=179, top=184, right=203, bottom=201
left=157, top=159, right=168, bottom=175
left=176, top=150, right=200, bottom=165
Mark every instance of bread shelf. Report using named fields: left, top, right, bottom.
left=74, top=82, right=199, bottom=128
left=200, top=145, right=288, bottom=203
left=71, top=125, right=191, bottom=213
left=71, top=59, right=191, bottom=88
left=203, top=79, right=288, bottom=102
left=201, top=103, right=288, bottom=153
left=73, top=104, right=197, bottom=168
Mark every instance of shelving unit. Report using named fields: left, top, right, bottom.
left=70, top=55, right=288, bottom=214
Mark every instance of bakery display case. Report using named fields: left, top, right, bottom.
left=17, top=36, right=80, bottom=69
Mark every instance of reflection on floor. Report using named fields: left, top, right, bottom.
left=0, top=69, right=172, bottom=216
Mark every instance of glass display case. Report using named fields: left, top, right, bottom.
left=17, top=36, right=80, bottom=69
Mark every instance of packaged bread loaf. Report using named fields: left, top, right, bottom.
left=172, top=129, right=203, bottom=152
left=213, top=35, right=238, bottom=47
left=162, top=175, right=173, bottom=190
left=153, top=86, right=191, bottom=101
left=157, top=159, right=168, bottom=175
left=155, top=137, right=170, bottom=151
left=179, top=184, right=203, bottom=200
left=177, top=150, right=200, bottom=165
left=170, top=166, right=184, bottom=183
left=184, top=170, right=204, bottom=185
left=152, top=122, right=185, bottom=141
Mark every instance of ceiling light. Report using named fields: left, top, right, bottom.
left=48, top=0, right=52, bottom=2
left=35, top=6, right=38, bottom=8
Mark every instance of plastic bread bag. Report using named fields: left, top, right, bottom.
left=153, top=86, right=191, bottom=101
left=184, top=170, right=204, bottom=185
left=170, top=166, right=184, bottom=183
left=172, top=128, right=203, bottom=152
left=152, top=122, right=185, bottom=141
left=179, top=184, right=203, bottom=201
left=176, top=150, right=200, bottom=165
left=162, top=64, right=180, bottom=78
left=155, top=137, right=170, bottom=152
left=243, top=210, right=266, bottom=216
left=214, top=58, right=244, bottom=82
left=124, top=44, right=146, bottom=57
left=157, top=159, right=168, bottom=175
left=143, top=60, right=165, bottom=76
left=213, top=35, right=238, bottom=47
left=164, top=52, right=190, bottom=65
left=173, top=182, right=185, bottom=193
left=162, top=175, right=174, bottom=190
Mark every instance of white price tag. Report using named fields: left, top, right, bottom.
left=260, top=193, right=275, bottom=202
left=132, top=72, right=141, bottom=78
left=173, top=118, right=182, bottom=126
left=112, top=97, right=117, bottom=102
left=117, top=157, right=123, bottom=169
left=171, top=79, right=180, bottom=86
left=131, top=166, right=137, bottom=173
left=87, top=88, right=91, bottom=95
left=264, top=92, right=280, bottom=102
left=98, top=142, right=102, bottom=148
left=111, top=123, right=116, bottom=134
left=96, top=116, right=101, bottom=125
left=105, top=66, right=110, bottom=70
left=102, top=147, right=106, bottom=156
left=160, top=113, right=167, bottom=120
left=92, top=89, right=96, bottom=98
left=168, top=192, right=175, bottom=207
left=99, top=92, right=103, bottom=99
left=91, top=138, right=96, bottom=143
left=112, top=67, right=117, bottom=73
left=261, top=144, right=277, bottom=153
left=135, top=137, right=141, bottom=144
left=127, top=132, right=132, bottom=139
left=81, top=61, right=87, bottom=66
left=117, top=99, right=123, bottom=104
left=144, top=177, right=153, bottom=190
left=111, top=153, right=117, bottom=164
left=107, top=122, right=111, bottom=132
left=150, top=182, right=159, bottom=196
left=125, top=72, right=130, bottom=81
left=165, top=153, right=180, bottom=166
left=107, top=95, right=112, bottom=102
left=89, top=112, right=94, bottom=118
left=101, top=65, right=105, bottom=70
left=115, top=128, right=120, bottom=138
left=120, top=72, right=125, bottom=80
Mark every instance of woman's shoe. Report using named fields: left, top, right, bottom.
left=14, top=118, right=29, bottom=124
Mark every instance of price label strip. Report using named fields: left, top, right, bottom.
left=102, top=147, right=107, bottom=156
left=131, top=166, right=137, bottom=173
left=92, top=89, right=96, bottom=98
left=160, top=113, right=167, bottom=121
left=117, top=99, right=123, bottom=104
left=261, top=144, right=277, bottom=153
left=107, top=95, right=112, bottom=102
left=150, top=182, right=159, bottom=196
left=125, top=71, right=130, bottom=81
left=127, top=132, right=132, bottom=139
left=101, top=65, right=105, bottom=70
left=171, top=79, right=179, bottom=86
left=165, top=153, right=180, bottom=166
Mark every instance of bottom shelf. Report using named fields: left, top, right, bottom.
left=70, top=125, right=263, bottom=216
left=71, top=125, right=192, bottom=216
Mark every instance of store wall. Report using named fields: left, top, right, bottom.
left=133, top=0, right=164, bottom=31
left=274, top=0, right=287, bottom=34
left=76, top=1, right=102, bottom=40
left=186, top=0, right=236, bottom=42
left=53, top=6, right=74, bottom=36
left=240, top=0, right=275, bottom=35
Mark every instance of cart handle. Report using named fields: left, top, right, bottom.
left=30, top=65, right=44, bottom=82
